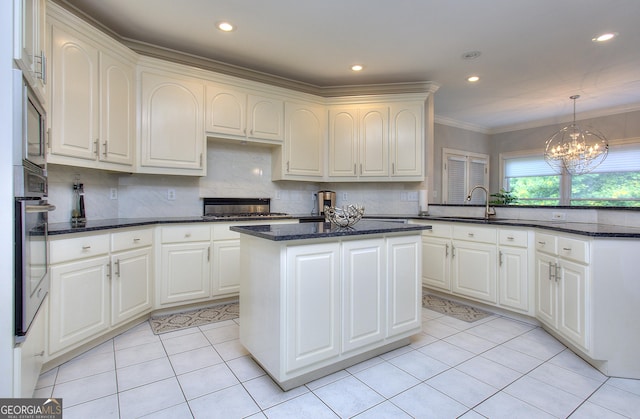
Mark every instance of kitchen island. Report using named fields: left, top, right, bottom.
left=231, top=220, right=431, bottom=390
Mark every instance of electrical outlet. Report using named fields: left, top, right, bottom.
left=342, top=192, right=348, bottom=200
left=275, top=190, right=281, bottom=200
left=407, top=191, right=418, bottom=201
left=552, top=212, right=566, bottom=221
left=400, top=192, right=408, bottom=201
left=167, top=189, right=176, bottom=200
left=109, top=188, right=118, bottom=200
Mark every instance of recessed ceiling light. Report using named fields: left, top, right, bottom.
left=217, top=21, right=235, bottom=32
left=592, top=32, right=617, bottom=42
left=467, top=75, right=480, bottom=83
left=351, top=65, right=364, bottom=72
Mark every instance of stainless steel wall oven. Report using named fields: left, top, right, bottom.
left=13, top=69, right=54, bottom=339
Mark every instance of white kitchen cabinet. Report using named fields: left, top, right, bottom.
left=328, top=106, right=389, bottom=178
left=211, top=240, right=241, bottom=296
left=158, top=225, right=211, bottom=305
left=342, top=238, right=385, bottom=353
left=387, top=235, right=422, bottom=337
left=389, top=102, right=424, bottom=178
left=535, top=232, right=590, bottom=351
left=451, top=225, right=497, bottom=304
left=419, top=222, right=453, bottom=291
left=110, top=228, right=153, bottom=326
left=48, top=20, right=136, bottom=170
left=497, top=229, right=530, bottom=313
left=206, top=85, right=284, bottom=143
left=13, top=296, right=46, bottom=397
left=285, top=242, right=341, bottom=371
left=139, top=69, right=206, bottom=175
left=14, top=0, right=47, bottom=103
left=273, top=100, right=325, bottom=180
left=49, top=254, right=110, bottom=355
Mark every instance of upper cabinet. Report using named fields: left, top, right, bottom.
left=139, top=68, right=206, bottom=176
left=327, top=98, right=425, bottom=182
left=272, top=100, right=326, bottom=180
left=205, top=84, right=284, bottom=143
left=390, top=102, right=424, bottom=178
left=48, top=17, right=136, bottom=171
left=328, top=105, right=389, bottom=179
left=14, top=0, right=47, bottom=103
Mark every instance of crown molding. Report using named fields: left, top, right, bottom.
left=434, top=115, right=490, bottom=134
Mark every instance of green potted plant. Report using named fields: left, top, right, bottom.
left=490, top=188, right=518, bottom=205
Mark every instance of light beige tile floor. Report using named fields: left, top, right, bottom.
left=35, top=309, right=640, bottom=418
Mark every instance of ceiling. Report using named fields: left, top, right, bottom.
left=62, top=0, right=640, bottom=133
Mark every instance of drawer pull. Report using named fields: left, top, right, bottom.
left=467, top=232, right=474, bottom=237
left=507, top=236, right=514, bottom=240
left=537, top=241, right=546, bottom=246
left=82, top=245, right=91, bottom=250
left=133, top=238, right=141, bottom=242
left=562, top=247, right=572, bottom=251
left=185, top=233, right=191, bottom=238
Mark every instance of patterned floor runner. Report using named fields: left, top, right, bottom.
left=422, top=294, right=492, bottom=322
left=150, top=302, right=239, bottom=334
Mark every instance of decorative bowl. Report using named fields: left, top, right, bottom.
left=324, top=204, right=365, bottom=227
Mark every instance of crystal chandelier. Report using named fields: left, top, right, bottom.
left=544, top=95, right=608, bottom=175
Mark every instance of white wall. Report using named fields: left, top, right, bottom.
left=1, top=0, right=16, bottom=397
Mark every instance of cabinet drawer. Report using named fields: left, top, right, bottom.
left=161, top=225, right=211, bottom=243
left=421, top=222, right=452, bottom=238
left=111, top=228, right=153, bottom=252
left=498, top=229, right=528, bottom=247
left=558, top=236, right=590, bottom=264
left=212, top=223, right=240, bottom=241
left=452, top=225, right=496, bottom=244
left=50, top=234, right=110, bottom=264
left=535, top=232, right=558, bottom=255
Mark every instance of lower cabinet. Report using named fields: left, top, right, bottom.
left=451, top=238, right=497, bottom=304
left=111, top=247, right=153, bottom=326
left=240, top=233, right=422, bottom=390
left=211, top=240, right=241, bottom=296
left=535, top=232, right=590, bottom=351
left=14, top=296, right=47, bottom=397
left=159, top=225, right=211, bottom=305
left=49, top=255, right=110, bottom=355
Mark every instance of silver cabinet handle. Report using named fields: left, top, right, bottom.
left=467, top=232, right=474, bottom=237
left=185, top=233, right=191, bottom=238
left=555, top=263, right=561, bottom=282
left=133, top=238, right=141, bottom=242
left=451, top=245, right=455, bottom=257
left=507, top=236, right=514, bottom=241
left=538, top=241, right=546, bottom=246
left=445, top=243, right=449, bottom=258
left=102, top=141, right=108, bottom=158
left=354, top=163, right=356, bottom=175
left=548, top=262, right=554, bottom=281
left=499, top=251, right=503, bottom=266
left=115, top=259, right=121, bottom=277
left=82, top=245, right=91, bottom=250
left=26, top=204, right=56, bottom=213
left=562, top=247, right=572, bottom=251
left=94, top=139, right=99, bottom=156
left=106, top=263, right=111, bottom=279
left=208, top=246, right=211, bottom=261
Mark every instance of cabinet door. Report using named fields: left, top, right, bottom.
left=328, top=108, right=358, bottom=177
left=100, top=51, right=135, bottom=166
left=342, top=239, right=385, bottom=352
left=285, top=243, right=340, bottom=371
left=14, top=295, right=46, bottom=397
left=50, top=25, right=99, bottom=161
left=15, top=0, right=46, bottom=100
left=557, top=260, right=589, bottom=350
left=283, top=101, right=325, bottom=178
left=248, top=94, right=283, bottom=141
left=498, top=246, right=529, bottom=312
left=205, top=85, right=246, bottom=137
left=140, top=72, right=205, bottom=172
left=212, top=239, right=241, bottom=296
left=535, top=252, right=557, bottom=327
left=451, top=240, right=497, bottom=303
left=111, top=247, right=153, bottom=326
left=359, top=107, right=388, bottom=177
left=49, top=256, right=110, bottom=354
left=421, top=237, right=451, bottom=291
left=160, top=242, right=210, bottom=304
left=387, top=236, right=421, bottom=337
left=390, top=103, right=423, bottom=178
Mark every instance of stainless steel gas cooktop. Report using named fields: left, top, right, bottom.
left=202, top=197, right=290, bottom=220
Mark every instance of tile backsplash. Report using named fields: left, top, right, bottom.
left=47, top=140, right=423, bottom=223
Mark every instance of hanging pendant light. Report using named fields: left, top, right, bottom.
left=544, top=95, right=608, bottom=175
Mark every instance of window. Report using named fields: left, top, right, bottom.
left=501, top=140, right=640, bottom=207
left=442, top=149, right=489, bottom=204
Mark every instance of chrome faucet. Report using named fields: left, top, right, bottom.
left=466, top=185, right=496, bottom=220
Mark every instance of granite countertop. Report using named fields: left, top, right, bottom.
left=230, top=220, right=430, bottom=241
left=413, top=215, right=640, bottom=238
left=47, top=214, right=640, bottom=238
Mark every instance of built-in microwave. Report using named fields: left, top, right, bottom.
left=13, top=69, right=46, bottom=172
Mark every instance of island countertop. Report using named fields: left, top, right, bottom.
left=230, top=220, right=431, bottom=241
